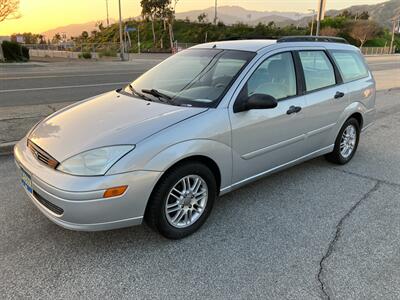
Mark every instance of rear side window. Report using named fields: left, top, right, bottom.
left=299, top=51, right=336, bottom=92
left=330, top=50, right=369, bottom=82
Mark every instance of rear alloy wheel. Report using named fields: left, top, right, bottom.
left=325, top=117, right=360, bottom=165
left=340, top=124, right=357, bottom=159
left=145, top=162, right=216, bottom=239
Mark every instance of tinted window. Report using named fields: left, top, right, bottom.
left=245, top=52, right=297, bottom=100
left=299, top=51, right=336, bottom=92
left=330, top=50, right=369, bottom=82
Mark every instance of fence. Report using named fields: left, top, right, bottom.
left=361, top=47, right=397, bottom=55
left=24, top=43, right=399, bottom=57
left=25, top=43, right=120, bottom=55
left=25, top=42, right=198, bottom=57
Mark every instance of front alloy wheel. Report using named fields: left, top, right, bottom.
left=165, top=175, right=208, bottom=228
left=145, top=162, right=216, bottom=239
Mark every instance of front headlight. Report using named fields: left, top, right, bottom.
left=57, top=145, right=135, bottom=176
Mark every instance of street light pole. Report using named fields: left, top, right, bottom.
left=105, top=0, right=110, bottom=27
left=308, top=9, right=316, bottom=36
left=137, top=26, right=141, bottom=54
left=118, top=0, right=124, bottom=61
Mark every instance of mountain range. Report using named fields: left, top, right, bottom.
left=42, top=19, right=115, bottom=40
left=41, top=0, right=399, bottom=39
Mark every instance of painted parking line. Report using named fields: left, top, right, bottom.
left=0, top=82, right=129, bottom=93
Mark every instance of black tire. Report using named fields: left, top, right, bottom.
left=145, top=162, right=217, bottom=239
left=325, top=117, right=360, bottom=165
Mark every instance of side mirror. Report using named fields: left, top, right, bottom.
left=234, top=93, right=278, bottom=113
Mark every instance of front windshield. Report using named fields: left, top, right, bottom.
left=123, top=49, right=255, bottom=107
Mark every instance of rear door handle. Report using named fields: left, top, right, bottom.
left=287, top=106, right=302, bottom=115
left=334, top=91, right=345, bottom=99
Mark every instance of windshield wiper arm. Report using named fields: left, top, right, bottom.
left=142, top=89, right=175, bottom=104
left=128, top=84, right=153, bottom=102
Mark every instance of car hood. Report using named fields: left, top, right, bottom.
left=29, top=91, right=207, bottom=161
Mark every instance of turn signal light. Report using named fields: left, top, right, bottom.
left=103, top=186, right=128, bottom=198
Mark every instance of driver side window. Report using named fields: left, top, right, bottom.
left=245, top=52, right=297, bottom=101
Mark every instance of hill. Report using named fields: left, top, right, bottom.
left=42, top=19, right=115, bottom=39
left=175, top=5, right=309, bottom=25
left=40, top=0, right=399, bottom=39
left=326, top=0, right=400, bottom=28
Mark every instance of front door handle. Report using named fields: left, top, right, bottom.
left=287, top=106, right=302, bottom=115
left=334, top=91, right=345, bottom=99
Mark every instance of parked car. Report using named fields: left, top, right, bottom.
left=14, top=37, right=376, bottom=239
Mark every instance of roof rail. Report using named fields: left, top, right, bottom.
left=219, top=36, right=278, bottom=41
left=277, top=36, right=349, bottom=44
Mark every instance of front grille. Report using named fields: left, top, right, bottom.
left=33, top=191, right=64, bottom=216
left=27, top=140, right=59, bottom=169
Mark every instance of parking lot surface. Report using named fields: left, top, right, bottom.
left=0, top=54, right=400, bottom=299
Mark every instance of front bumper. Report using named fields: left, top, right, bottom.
left=14, top=138, right=162, bottom=231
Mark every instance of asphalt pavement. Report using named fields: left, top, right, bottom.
left=0, top=58, right=165, bottom=107
left=0, top=54, right=400, bottom=299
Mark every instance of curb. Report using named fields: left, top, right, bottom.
left=0, top=141, right=17, bottom=156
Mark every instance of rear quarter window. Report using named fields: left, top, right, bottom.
left=330, top=50, right=369, bottom=82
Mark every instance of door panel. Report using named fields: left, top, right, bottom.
left=303, top=85, right=348, bottom=151
left=230, top=96, right=308, bottom=182
left=229, top=51, right=309, bottom=183
left=297, top=50, right=349, bottom=152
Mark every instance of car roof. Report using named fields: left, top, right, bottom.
left=190, top=39, right=358, bottom=53
left=191, top=40, right=277, bottom=52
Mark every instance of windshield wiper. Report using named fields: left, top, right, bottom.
left=128, top=84, right=153, bottom=102
left=142, top=88, right=175, bottom=105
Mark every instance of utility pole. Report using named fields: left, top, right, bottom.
left=308, top=9, right=316, bottom=36
left=390, top=16, right=399, bottom=54
left=105, top=0, right=110, bottom=26
left=214, top=0, right=218, bottom=25
left=316, top=0, right=326, bottom=36
left=118, top=0, right=124, bottom=61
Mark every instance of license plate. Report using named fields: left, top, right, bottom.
left=20, top=167, right=33, bottom=194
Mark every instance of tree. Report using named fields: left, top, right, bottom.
left=141, top=0, right=177, bottom=49
left=81, top=31, right=89, bottom=39
left=358, top=11, right=369, bottom=20
left=96, top=21, right=105, bottom=31
left=141, top=0, right=159, bottom=46
left=320, top=27, right=339, bottom=36
left=0, top=0, right=20, bottom=23
left=338, top=10, right=353, bottom=19
left=11, top=32, right=43, bottom=44
left=197, top=13, right=207, bottom=24
left=51, top=33, right=62, bottom=44
left=349, top=20, right=380, bottom=48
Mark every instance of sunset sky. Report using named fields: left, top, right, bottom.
left=0, top=0, right=388, bottom=35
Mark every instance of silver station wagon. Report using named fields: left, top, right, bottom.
left=14, top=36, right=376, bottom=239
